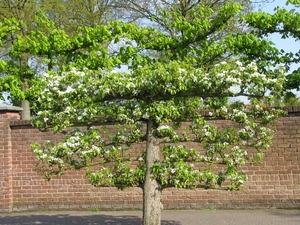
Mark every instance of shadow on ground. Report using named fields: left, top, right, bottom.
left=267, top=210, right=300, bottom=219
left=0, top=213, right=181, bottom=225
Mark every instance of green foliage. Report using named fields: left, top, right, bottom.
left=0, top=18, right=20, bottom=44
left=0, top=0, right=122, bottom=104
left=126, top=2, right=278, bottom=69
left=244, top=0, right=300, bottom=92
left=0, top=75, right=24, bottom=101
left=0, top=18, right=21, bottom=101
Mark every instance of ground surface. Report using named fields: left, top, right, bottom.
left=0, top=209, right=299, bottom=225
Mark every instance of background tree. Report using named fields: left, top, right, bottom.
left=0, top=18, right=22, bottom=103
left=111, top=0, right=279, bottom=71
left=0, top=0, right=120, bottom=119
left=30, top=2, right=285, bottom=225
left=244, top=0, right=300, bottom=101
left=39, top=0, right=119, bottom=33
left=0, top=0, right=40, bottom=119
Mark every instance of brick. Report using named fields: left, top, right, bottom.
left=1, top=110, right=300, bottom=212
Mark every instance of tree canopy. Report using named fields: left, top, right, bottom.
left=29, top=2, right=286, bottom=224
left=0, top=0, right=279, bottom=115
left=0, top=0, right=120, bottom=118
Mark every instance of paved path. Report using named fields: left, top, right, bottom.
left=0, top=209, right=299, bottom=225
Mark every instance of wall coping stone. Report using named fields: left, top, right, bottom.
left=0, top=104, right=23, bottom=112
left=8, top=106, right=300, bottom=127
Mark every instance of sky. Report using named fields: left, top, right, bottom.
left=261, top=0, right=299, bottom=70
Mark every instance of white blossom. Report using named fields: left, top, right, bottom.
left=157, top=125, right=171, bottom=131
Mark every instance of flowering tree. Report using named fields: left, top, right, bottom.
left=30, top=3, right=286, bottom=225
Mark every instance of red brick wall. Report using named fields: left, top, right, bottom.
left=1, top=107, right=300, bottom=212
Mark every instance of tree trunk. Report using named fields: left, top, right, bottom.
left=143, top=119, right=163, bottom=225
left=20, top=80, right=30, bottom=120
left=20, top=52, right=30, bottom=120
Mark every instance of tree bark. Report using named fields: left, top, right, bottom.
left=20, top=79, right=30, bottom=120
left=143, top=119, right=163, bottom=225
left=20, top=54, right=30, bottom=121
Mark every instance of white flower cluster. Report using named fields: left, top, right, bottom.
left=201, top=124, right=217, bottom=139
left=157, top=125, right=171, bottom=131
left=32, top=59, right=285, bottom=130
left=230, top=109, right=249, bottom=123
left=225, top=146, right=247, bottom=167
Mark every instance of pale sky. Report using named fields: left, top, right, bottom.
left=262, top=0, right=299, bottom=71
